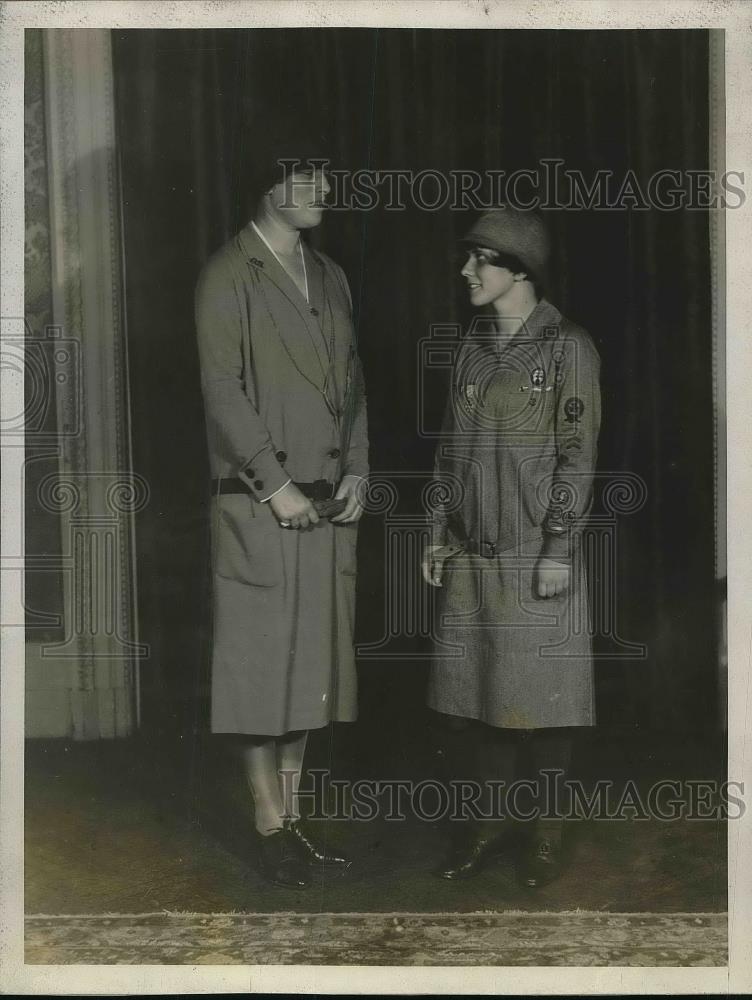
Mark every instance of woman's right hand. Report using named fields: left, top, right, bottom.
left=421, top=544, right=460, bottom=587
left=269, top=482, right=319, bottom=529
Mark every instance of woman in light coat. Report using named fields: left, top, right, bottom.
left=196, top=120, right=368, bottom=888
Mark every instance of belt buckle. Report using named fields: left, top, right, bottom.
left=480, top=540, right=496, bottom=559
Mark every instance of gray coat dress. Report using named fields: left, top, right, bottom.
left=427, top=299, right=600, bottom=729
left=195, top=224, right=368, bottom=736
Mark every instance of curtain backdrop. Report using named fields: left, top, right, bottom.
left=113, top=28, right=716, bottom=736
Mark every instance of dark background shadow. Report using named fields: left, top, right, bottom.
left=111, top=27, right=719, bottom=752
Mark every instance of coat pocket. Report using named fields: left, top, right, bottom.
left=212, top=495, right=282, bottom=588
left=335, top=522, right=358, bottom=577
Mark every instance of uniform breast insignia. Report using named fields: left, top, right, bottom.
left=519, top=366, right=553, bottom=394
left=564, top=396, right=585, bottom=423
left=462, top=383, right=479, bottom=410
left=552, top=350, right=566, bottom=386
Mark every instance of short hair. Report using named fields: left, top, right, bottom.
left=240, top=108, right=332, bottom=215
left=459, top=244, right=544, bottom=296
left=482, top=249, right=532, bottom=280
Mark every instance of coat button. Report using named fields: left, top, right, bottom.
left=254, top=480, right=264, bottom=490
left=275, top=451, right=287, bottom=463
left=245, top=468, right=255, bottom=477
left=329, top=448, right=340, bottom=459
left=310, top=307, right=319, bottom=317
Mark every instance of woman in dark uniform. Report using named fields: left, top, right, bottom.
left=423, top=206, right=600, bottom=887
left=196, top=119, right=368, bottom=888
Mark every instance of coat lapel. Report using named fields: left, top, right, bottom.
left=306, top=248, right=350, bottom=414
left=236, top=224, right=329, bottom=393
left=301, top=245, right=332, bottom=371
left=306, top=246, right=355, bottom=419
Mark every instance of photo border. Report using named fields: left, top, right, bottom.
left=1, top=1, right=750, bottom=994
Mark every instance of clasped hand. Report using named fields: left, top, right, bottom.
left=269, top=475, right=364, bottom=529
left=330, top=474, right=365, bottom=524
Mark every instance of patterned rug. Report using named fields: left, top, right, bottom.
left=25, top=911, right=726, bottom=966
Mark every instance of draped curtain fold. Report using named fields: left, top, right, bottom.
left=113, top=28, right=716, bottom=735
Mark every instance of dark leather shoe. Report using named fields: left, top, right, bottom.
left=517, top=835, right=564, bottom=888
left=434, top=822, right=518, bottom=880
left=257, top=828, right=310, bottom=888
left=285, top=820, right=352, bottom=868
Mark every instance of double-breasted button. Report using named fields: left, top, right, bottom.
left=245, top=468, right=255, bottom=477
left=254, top=480, right=264, bottom=490
left=275, top=451, right=287, bottom=463
left=328, top=448, right=341, bottom=459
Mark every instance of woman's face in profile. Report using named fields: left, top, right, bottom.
left=267, top=164, right=331, bottom=229
left=460, top=247, right=518, bottom=308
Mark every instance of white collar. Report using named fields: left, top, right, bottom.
left=251, top=221, right=309, bottom=303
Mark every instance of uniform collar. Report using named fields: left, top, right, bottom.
left=466, top=298, right=562, bottom=351
left=519, top=298, right=562, bottom=339
left=235, top=222, right=336, bottom=400
left=237, top=220, right=328, bottom=338
left=238, top=222, right=323, bottom=288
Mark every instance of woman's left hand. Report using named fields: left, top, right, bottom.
left=535, top=557, right=570, bottom=598
left=330, top=475, right=366, bottom=523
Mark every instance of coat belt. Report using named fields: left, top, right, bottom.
left=446, top=515, right=497, bottom=558
left=212, top=477, right=335, bottom=501
left=461, top=537, right=497, bottom=558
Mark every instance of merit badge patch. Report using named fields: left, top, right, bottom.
left=564, top=396, right=585, bottom=423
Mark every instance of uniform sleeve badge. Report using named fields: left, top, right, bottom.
left=564, top=396, right=585, bottom=423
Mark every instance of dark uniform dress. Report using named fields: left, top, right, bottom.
left=195, top=224, right=368, bottom=736
left=427, top=299, right=600, bottom=730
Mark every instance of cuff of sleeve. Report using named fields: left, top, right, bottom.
left=343, top=460, right=369, bottom=479
left=259, top=478, right=291, bottom=503
left=431, top=520, right=449, bottom=548
left=238, top=451, right=290, bottom=502
left=541, top=531, right=572, bottom=562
